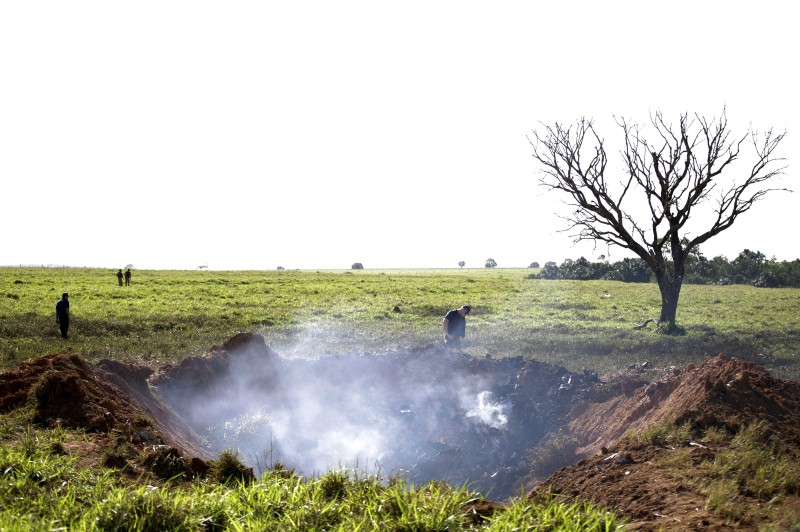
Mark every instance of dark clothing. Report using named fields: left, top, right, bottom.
left=116, top=270, right=123, bottom=286
left=56, top=299, right=69, bottom=320
left=58, top=319, right=69, bottom=339
left=444, top=309, right=466, bottom=337
left=444, top=309, right=466, bottom=339
left=56, top=299, right=70, bottom=339
left=124, top=270, right=131, bottom=286
left=444, top=336, right=461, bottom=348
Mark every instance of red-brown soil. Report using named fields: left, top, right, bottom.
left=535, top=356, right=800, bottom=530
left=0, top=352, right=210, bottom=464
left=2, top=334, right=799, bottom=529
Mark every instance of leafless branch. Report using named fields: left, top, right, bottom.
left=530, top=109, right=788, bottom=265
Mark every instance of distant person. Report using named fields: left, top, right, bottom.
left=55, top=293, right=70, bottom=339
left=443, top=305, right=471, bottom=348
left=116, top=269, right=123, bottom=286
left=124, top=268, right=131, bottom=286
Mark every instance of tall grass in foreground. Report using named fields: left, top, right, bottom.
left=0, top=435, right=623, bottom=531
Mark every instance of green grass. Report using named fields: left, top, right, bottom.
left=706, top=423, right=800, bottom=501
left=2, top=266, right=799, bottom=380
left=0, top=431, right=623, bottom=531
left=619, top=419, right=800, bottom=528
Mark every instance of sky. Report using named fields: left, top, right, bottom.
left=2, top=1, right=798, bottom=270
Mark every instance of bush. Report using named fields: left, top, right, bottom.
left=209, top=449, right=255, bottom=485
left=602, top=258, right=651, bottom=283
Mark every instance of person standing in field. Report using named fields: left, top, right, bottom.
left=124, top=268, right=131, bottom=286
left=55, top=293, right=70, bottom=339
left=443, top=305, right=471, bottom=348
left=116, top=269, right=123, bottom=286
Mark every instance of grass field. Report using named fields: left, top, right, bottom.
left=2, top=266, right=799, bottom=529
left=2, top=266, right=799, bottom=381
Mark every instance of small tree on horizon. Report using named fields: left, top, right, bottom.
left=529, top=109, right=787, bottom=329
left=351, top=262, right=364, bottom=270
left=485, top=258, right=497, bottom=268
left=458, top=261, right=466, bottom=268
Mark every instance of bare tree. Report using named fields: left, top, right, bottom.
left=529, top=109, right=787, bottom=328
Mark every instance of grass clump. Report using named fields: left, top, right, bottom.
left=706, top=423, right=800, bottom=501
left=705, top=479, right=746, bottom=523
left=142, top=446, right=192, bottom=480
left=621, top=419, right=694, bottom=448
left=527, top=431, right=580, bottom=479
left=492, top=491, right=622, bottom=531
left=84, top=485, right=197, bottom=531
left=208, top=449, right=255, bottom=485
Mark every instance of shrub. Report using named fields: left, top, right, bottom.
left=209, top=449, right=255, bottom=485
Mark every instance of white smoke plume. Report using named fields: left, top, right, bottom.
left=153, top=333, right=582, bottom=499
left=465, top=391, right=509, bottom=429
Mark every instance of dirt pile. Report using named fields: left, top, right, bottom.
left=0, top=352, right=209, bottom=462
left=535, top=355, right=800, bottom=530
left=565, top=355, right=800, bottom=455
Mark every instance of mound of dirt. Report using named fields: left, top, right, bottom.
left=565, top=355, right=800, bottom=455
left=534, top=355, right=800, bottom=530
left=0, top=352, right=209, bottom=462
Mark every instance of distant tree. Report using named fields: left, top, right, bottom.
left=351, top=262, right=364, bottom=270
left=540, top=261, right=560, bottom=279
left=277, top=266, right=285, bottom=271
left=529, top=109, right=787, bottom=329
left=529, top=261, right=540, bottom=268
left=683, top=242, right=717, bottom=284
left=485, top=258, right=497, bottom=268
left=730, top=249, right=767, bottom=284
left=603, top=257, right=651, bottom=283
left=558, top=256, right=607, bottom=280
left=459, top=261, right=466, bottom=268
left=763, top=258, right=800, bottom=287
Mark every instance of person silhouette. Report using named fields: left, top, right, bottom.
left=124, top=268, right=131, bottom=286
left=443, top=305, right=471, bottom=348
left=116, top=269, right=123, bottom=286
left=56, top=293, right=70, bottom=339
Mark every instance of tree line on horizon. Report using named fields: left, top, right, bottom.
left=531, top=248, right=800, bottom=288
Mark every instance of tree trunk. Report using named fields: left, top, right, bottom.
left=655, top=271, right=683, bottom=327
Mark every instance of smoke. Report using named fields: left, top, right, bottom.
left=153, top=334, right=584, bottom=499
left=465, top=391, right=508, bottom=430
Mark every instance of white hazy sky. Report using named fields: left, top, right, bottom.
left=2, top=1, right=797, bottom=270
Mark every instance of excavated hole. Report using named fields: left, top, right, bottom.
left=152, top=335, right=597, bottom=499
left=6, top=333, right=800, bottom=527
